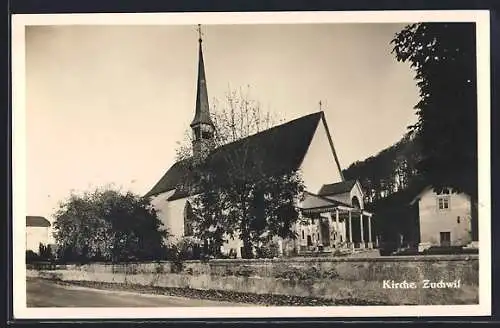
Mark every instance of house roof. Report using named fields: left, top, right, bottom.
left=409, top=184, right=467, bottom=205
left=409, top=186, right=432, bottom=205
left=145, top=111, right=324, bottom=198
left=318, top=180, right=357, bottom=196
left=26, top=216, right=51, bottom=227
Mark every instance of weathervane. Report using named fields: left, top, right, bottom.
left=319, top=100, right=323, bottom=111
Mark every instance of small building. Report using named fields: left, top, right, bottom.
left=26, top=216, right=51, bottom=253
left=410, top=186, right=477, bottom=252
left=295, top=180, right=375, bottom=255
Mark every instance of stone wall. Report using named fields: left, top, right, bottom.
left=27, top=254, right=479, bottom=305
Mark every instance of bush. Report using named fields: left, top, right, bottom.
left=255, top=240, right=280, bottom=259
left=26, top=250, right=39, bottom=263
left=165, top=238, right=206, bottom=273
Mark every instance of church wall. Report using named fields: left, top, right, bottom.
left=150, top=190, right=186, bottom=243
left=166, top=197, right=189, bottom=242
left=299, top=119, right=344, bottom=195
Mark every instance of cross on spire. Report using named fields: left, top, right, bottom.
left=197, top=24, right=204, bottom=43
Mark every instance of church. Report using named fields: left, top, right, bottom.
left=145, top=28, right=376, bottom=258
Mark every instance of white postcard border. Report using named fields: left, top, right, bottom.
left=11, top=10, right=491, bottom=319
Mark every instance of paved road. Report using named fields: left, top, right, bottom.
left=27, top=278, right=251, bottom=307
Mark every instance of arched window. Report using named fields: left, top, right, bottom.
left=352, top=196, right=361, bottom=209
left=184, top=201, right=194, bottom=237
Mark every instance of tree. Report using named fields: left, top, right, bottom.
left=175, top=86, right=284, bottom=161
left=53, top=187, right=168, bottom=262
left=176, top=87, right=304, bottom=258
left=342, top=132, right=424, bottom=247
left=189, top=156, right=304, bottom=259
left=343, top=132, right=421, bottom=205
left=391, top=23, right=477, bottom=200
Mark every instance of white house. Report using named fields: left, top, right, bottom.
left=145, top=30, right=374, bottom=257
left=410, top=186, right=477, bottom=252
left=26, top=216, right=51, bottom=253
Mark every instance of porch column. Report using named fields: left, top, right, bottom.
left=359, top=212, right=365, bottom=248
left=328, top=212, right=334, bottom=247
left=335, top=208, right=340, bottom=246
left=367, top=214, right=373, bottom=249
left=277, top=238, right=284, bottom=256
left=348, top=210, right=353, bottom=249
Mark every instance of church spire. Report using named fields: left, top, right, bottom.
left=191, top=24, right=215, bottom=158
left=191, top=24, right=213, bottom=129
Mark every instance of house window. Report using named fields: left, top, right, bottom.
left=302, top=230, right=305, bottom=239
left=437, top=196, right=450, bottom=210
left=457, top=216, right=461, bottom=224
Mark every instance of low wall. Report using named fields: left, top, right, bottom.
left=28, top=255, right=479, bottom=305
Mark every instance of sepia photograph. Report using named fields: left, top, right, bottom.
left=11, top=10, right=491, bottom=319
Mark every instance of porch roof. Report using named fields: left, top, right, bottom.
left=298, top=191, right=373, bottom=216
left=299, top=191, right=353, bottom=211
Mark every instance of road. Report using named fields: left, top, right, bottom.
left=27, top=278, right=252, bottom=307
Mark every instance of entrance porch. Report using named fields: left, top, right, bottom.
left=296, top=192, right=376, bottom=254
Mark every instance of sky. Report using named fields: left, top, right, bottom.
left=25, top=23, right=419, bottom=224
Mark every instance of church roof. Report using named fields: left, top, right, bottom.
left=145, top=111, right=324, bottom=199
left=26, top=216, right=51, bottom=227
left=145, top=158, right=193, bottom=198
left=318, top=180, right=357, bottom=196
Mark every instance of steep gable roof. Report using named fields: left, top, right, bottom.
left=145, top=112, right=324, bottom=199
left=26, top=216, right=51, bottom=227
left=318, top=180, right=357, bottom=196
left=145, top=158, right=193, bottom=198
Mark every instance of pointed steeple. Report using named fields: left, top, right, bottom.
left=191, top=25, right=215, bottom=158
left=190, top=25, right=213, bottom=128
